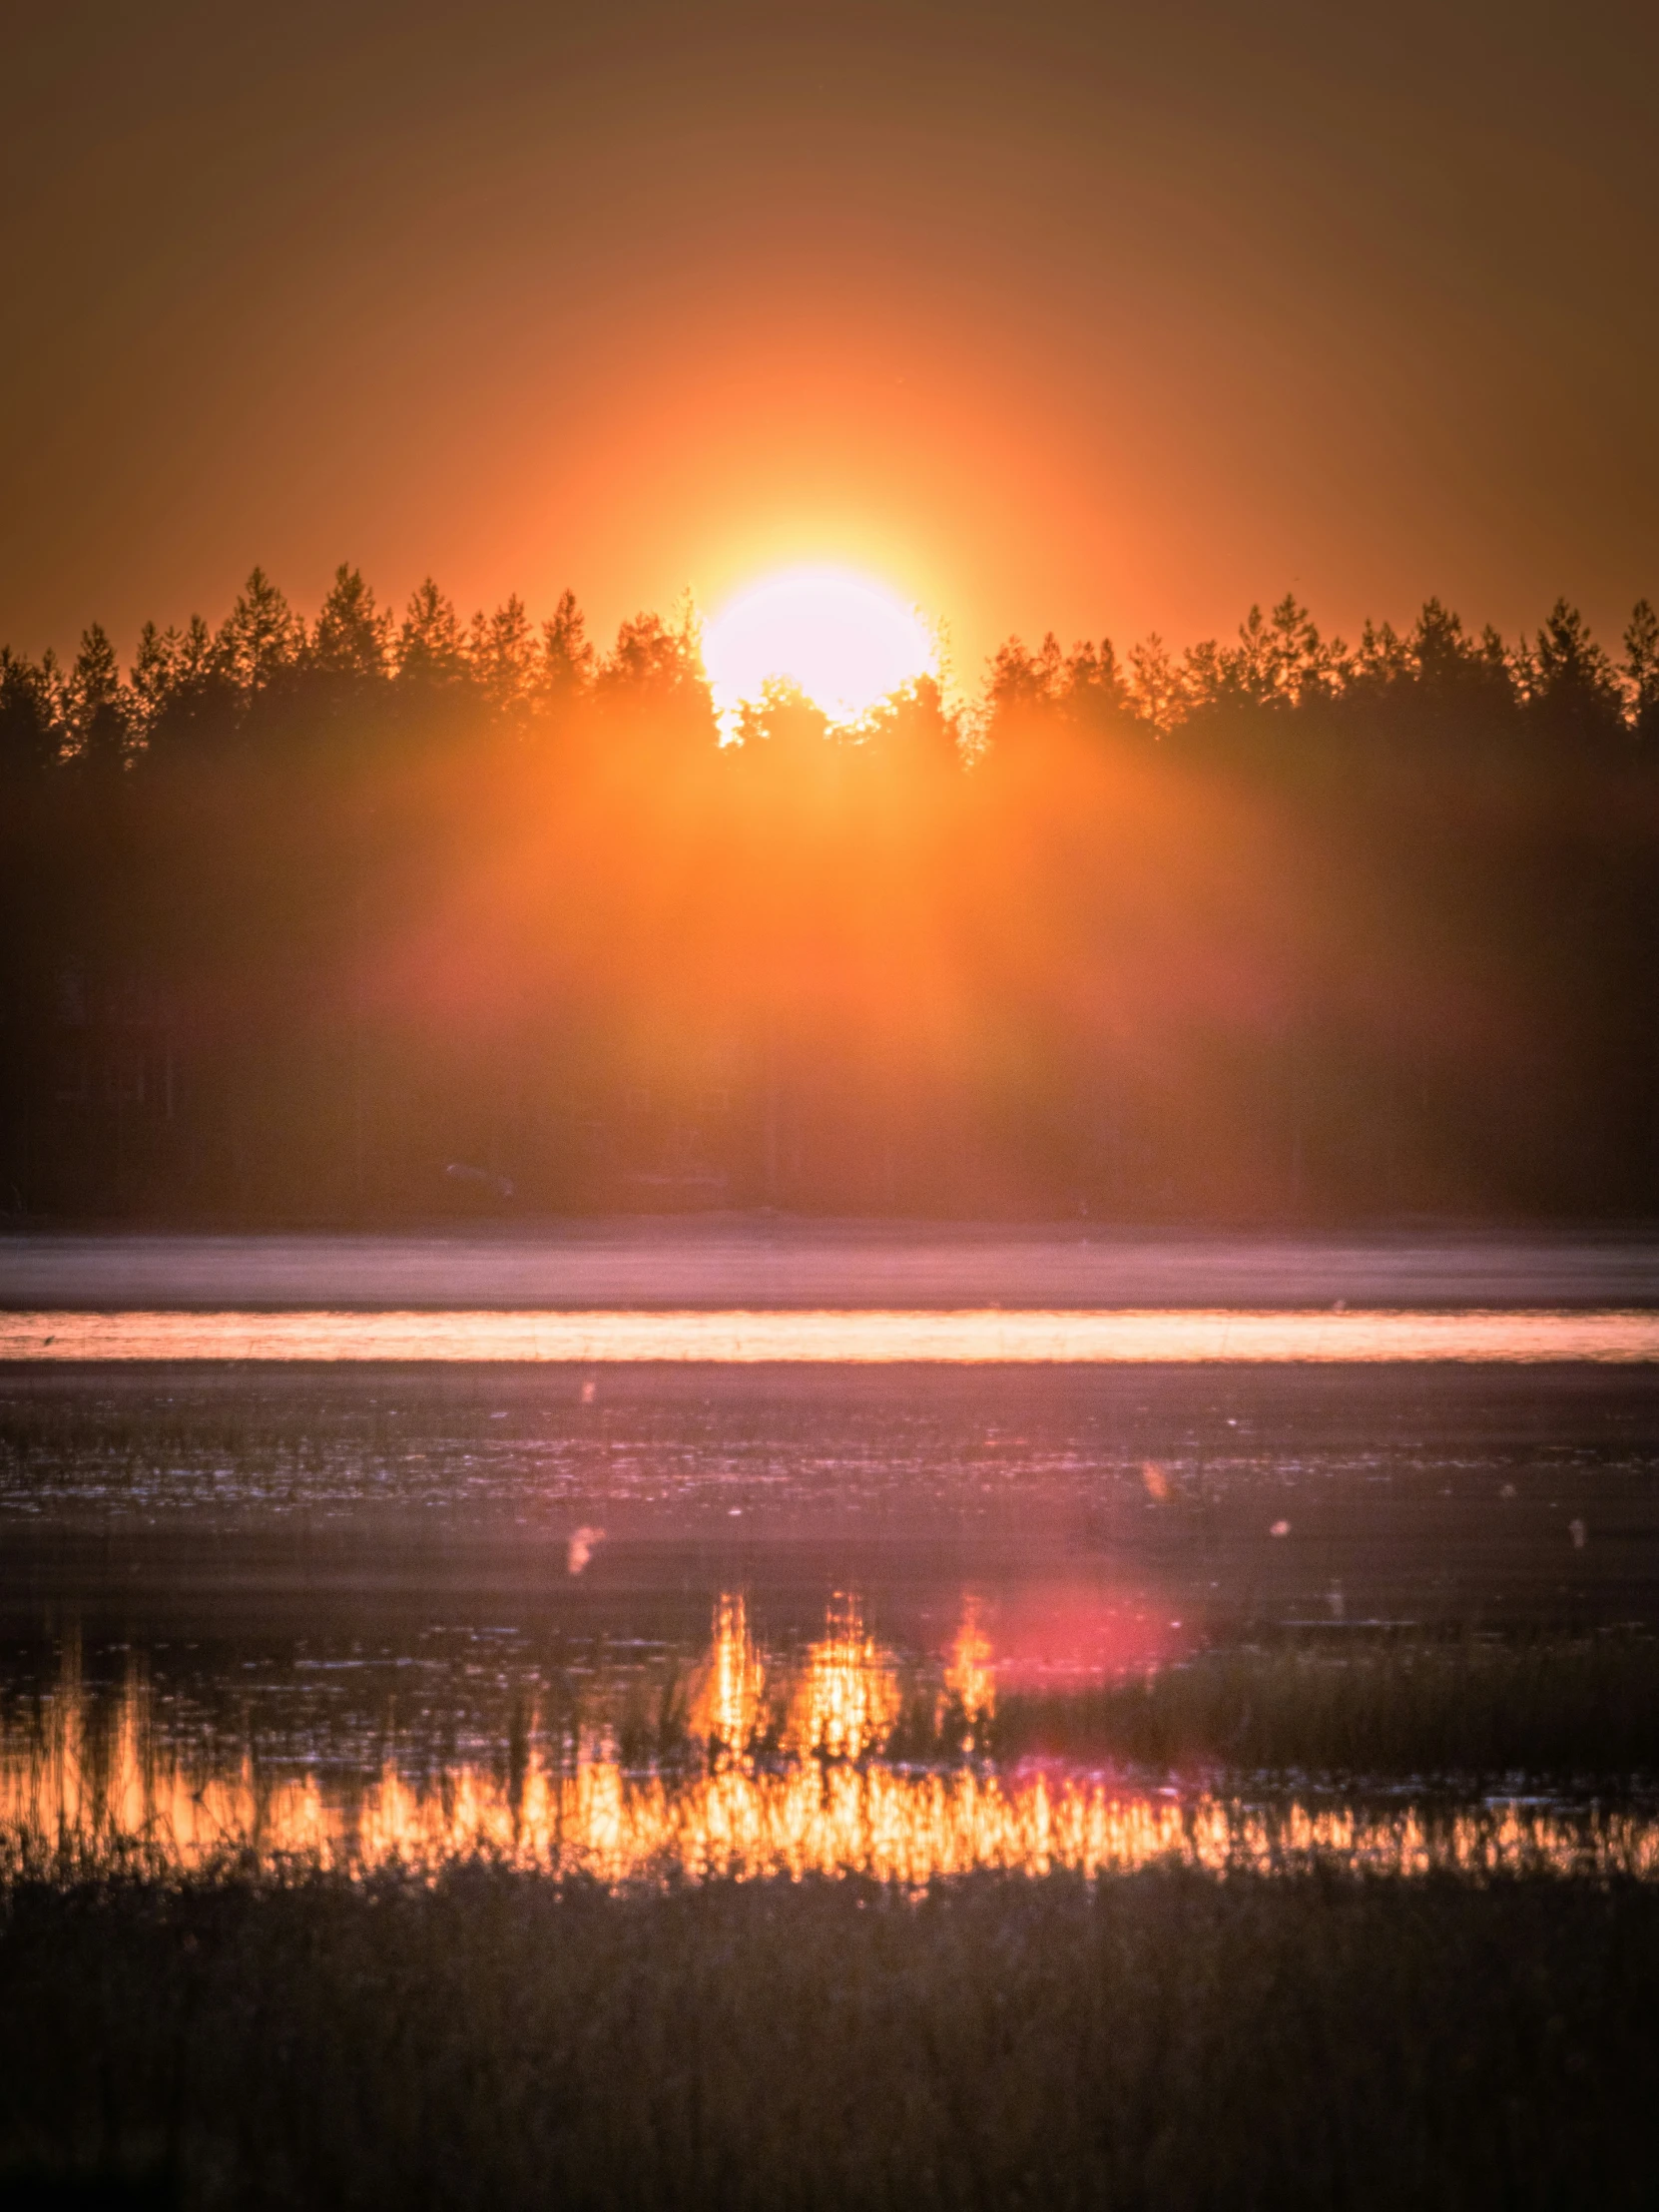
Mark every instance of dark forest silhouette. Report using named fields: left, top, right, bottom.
left=2, top=567, right=1655, bottom=1221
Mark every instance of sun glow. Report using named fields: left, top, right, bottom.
left=702, top=566, right=936, bottom=730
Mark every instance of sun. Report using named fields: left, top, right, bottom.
left=702, top=566, right=936, bottom=731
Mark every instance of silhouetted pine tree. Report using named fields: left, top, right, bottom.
left=0, top=647, right=61, bottom=776
left=1623, top=601, right=1659, bottom=746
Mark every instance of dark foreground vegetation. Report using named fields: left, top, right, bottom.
left=3, top=570, right=1657, bottom=1221
left=2, top=1868, right=1656, bottom=2209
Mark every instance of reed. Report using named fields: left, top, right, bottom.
left=1, top=1865, right=1655, bottom=2209
left=967, top=1631, right=1659, bottom=1782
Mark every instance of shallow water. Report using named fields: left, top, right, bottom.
left=6, top=1610, right=1654, bottom=1887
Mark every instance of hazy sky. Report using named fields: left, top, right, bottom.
left=5, top=0, right=1656, bottom=680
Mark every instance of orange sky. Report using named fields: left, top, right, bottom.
left=5, top=0, right=1658, bottom=682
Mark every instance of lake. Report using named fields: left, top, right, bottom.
left=3, top=1229, right=1658, bottom=1884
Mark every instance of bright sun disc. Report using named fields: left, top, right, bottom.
left=703, top=567, right=935, bottom=730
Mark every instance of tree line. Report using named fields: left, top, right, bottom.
left=1, top=567, right=1655, bottom=1222
left=3, top=566, right=1657, bottom=770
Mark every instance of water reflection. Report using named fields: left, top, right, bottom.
left=4, top=1308, right=1659, bottom=1363
left=788, top=1594, right=900, bottom=1762
left=942, top=1596, right=995, bottom=1753
left=691, top=1592, right=766, bottom=1753
left=4, top=1604, right=1655, bottom=1888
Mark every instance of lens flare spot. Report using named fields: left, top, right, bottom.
left=567, top=1525, right=606, bottom=1576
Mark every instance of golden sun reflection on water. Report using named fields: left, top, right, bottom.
left=942, top=1596, right=996, bottom=1753
left=690, top=1592, right=768, bottom=1752
left=4, top=1308, right=1659, bottom=1363
left=788, top=1594, right=901, bottom=1762
left=4, top=1607, right=1656, bottom=1889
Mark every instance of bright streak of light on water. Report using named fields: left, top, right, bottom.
left=3, top=1309, right=1659, bottom=1363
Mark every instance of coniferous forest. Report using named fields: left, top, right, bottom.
left=2, top=567, right=1655, bottom=1222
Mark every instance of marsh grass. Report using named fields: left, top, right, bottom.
left=12, top=1629, right=1659, bottom=1805
left=1, top=1865, right=1656, bottom=2209
left=879, top=1630, right=1659, bottom=1786
left=551, top=1628, right=1659, bottom=1788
